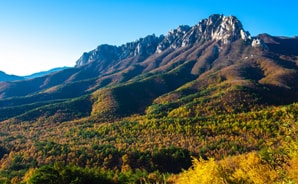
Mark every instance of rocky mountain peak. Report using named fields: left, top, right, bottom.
left=156, top=14, right=252, bottom=53
left=203, top=14, right=251, bottom=43
left=119, top=34, right=162, bottom=58
left=75, top=14, right=264, bottom=67
left=76, top=44, right=120, bottom=67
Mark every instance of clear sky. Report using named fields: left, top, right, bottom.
left=0, top=0, right=297, bottom=75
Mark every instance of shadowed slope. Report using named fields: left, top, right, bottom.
left=0, top=15, right=298, bottom=121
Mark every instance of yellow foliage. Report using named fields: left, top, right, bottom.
left=285, top=157, right=298, bottom=183
left=10, top=176, right=21, bottom=184
left=22, top=168, right=36, bottom=183
left=227, top=152, right=279, bottom=183
left=176, top=158, right=224, bottom=184
left=168, top=106, right=191, bottom=118
left=91, top=89, right=117, bottom=116
left=176, top=152, right=281, bottom=184
left=284, top=140, right=298, bottom=183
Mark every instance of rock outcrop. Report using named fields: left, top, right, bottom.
left=75, top=14, right=266, bottom=67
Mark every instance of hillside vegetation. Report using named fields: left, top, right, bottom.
left=0, top=15, right=298, bottom=183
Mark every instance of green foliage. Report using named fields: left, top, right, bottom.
left=25, top=165, right=114, bottom=184
left=27, top=165, right=61, bottom=184
left=16, top=95, right=93, bottom=122
left=152, top=147, right=192, bottom=173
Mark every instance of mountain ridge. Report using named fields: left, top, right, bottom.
left=0, top=14, right=297, bottom=120
left=75, top=14, right=262, bottom=68
left=0, top=71, right=24, bottom=82
left=23, top=66, right=70, bottom=79
left=1, top=14, right=298, bottom=183
left=0, top=67, right=70, bottom=82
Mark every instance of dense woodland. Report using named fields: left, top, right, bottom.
left=0, top=100, right=298, bottom=183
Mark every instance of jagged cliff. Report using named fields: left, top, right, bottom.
left=75, top=14, right=264, bottom=67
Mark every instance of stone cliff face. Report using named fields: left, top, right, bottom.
left=156, top=14, right=253, bottom=53
left=75, top=14, right=265, bottom=67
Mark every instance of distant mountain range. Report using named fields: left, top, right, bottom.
left=23, top=66, right=70, bottom=79
left=0, top=71, right=24, bottom=81
left=0, top=66, right=69, bottom=82
left=0, top=14, right=297, bottom=121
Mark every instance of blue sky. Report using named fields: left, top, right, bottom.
left=0, top=0, right=297, bottom=75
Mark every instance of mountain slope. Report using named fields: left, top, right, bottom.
left=0, top=14, right=298, bottom=121
left=1, top=14, right=298, bottom=183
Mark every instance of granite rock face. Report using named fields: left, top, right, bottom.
left=75, top=14, right=265, bottom=67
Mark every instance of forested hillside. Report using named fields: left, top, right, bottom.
left=0, top=14, right=298, bottom=183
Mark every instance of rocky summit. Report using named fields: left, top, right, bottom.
left=76, top=14, right=262, bottom=67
